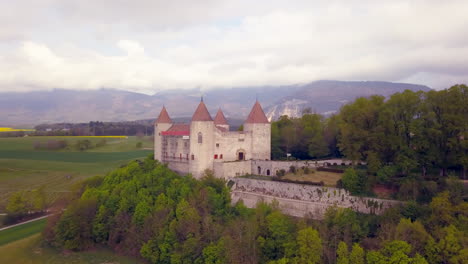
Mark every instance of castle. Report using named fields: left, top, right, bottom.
left=154, top=99, right=271, bottom=178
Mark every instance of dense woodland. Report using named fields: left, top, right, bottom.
left=44, top=156, right=467, bottom=264
left=272, top=85, right=466, bottom=176
left=272, top=85, right=467, bottom=199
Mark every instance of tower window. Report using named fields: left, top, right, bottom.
left=214, top=154, right=218, bottom=159
left=191, top=154, right=195, bottom=160
left=216, top=143, right=219, bottom=147
left=220, top=154, right=223, bottom=159
left=198, top=132, right=203, bottom=143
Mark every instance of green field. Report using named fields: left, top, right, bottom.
left=0, top=218, right=47, bottom=246
left=0, top=234, right=142, bottom=264
left=0, top=136, right=153, bottom=210
left=283, top=170, right=343, bottom=186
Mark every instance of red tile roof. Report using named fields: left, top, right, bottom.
left=192, top=101, right=213, bottom=121
left=161, top=124, right=190, bottom=136
left=214, top=108, right=228, bottom=125
left=155, top=106, right=172, bottom=124
left=245, top=101, right=269, bottom=124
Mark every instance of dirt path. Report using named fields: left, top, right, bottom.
left=0, top=214, right=50, bottom=232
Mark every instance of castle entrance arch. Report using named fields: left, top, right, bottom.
left=236, top=149, right=246, bottom=161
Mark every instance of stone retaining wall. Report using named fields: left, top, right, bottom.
left=230, top=178, right=401, bottom=218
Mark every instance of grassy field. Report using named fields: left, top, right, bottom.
left=0, top=234, right=142, bottom=264
left=0, top=136, right=153, bottom=210
left=0, top=218, right=47, bottom=246
left=283, top=170, right=342, bottom=186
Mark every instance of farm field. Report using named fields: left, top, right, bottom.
left=0, top=234, right=142, bottom=264
left=283, top=170, right=343, bottom=186
left=0, top=218, right=47, bottom=246
left=0, top=136, right=153, bottom=210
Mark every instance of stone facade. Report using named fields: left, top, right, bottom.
left=154, top=100, right=271, bottom=179
left=230, top=178, right=401, bottom=218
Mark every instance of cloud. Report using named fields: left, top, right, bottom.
left=0, top=0, right=467, bottom=93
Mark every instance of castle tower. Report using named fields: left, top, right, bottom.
left=189, top=99, right=215, bottom=178
left=154, top=106, right=172, bottom=161
left=244, top=100, right=271, bottom=160
left=214, top=108, right=229, bottom=131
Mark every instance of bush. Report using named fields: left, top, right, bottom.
left=136, top=142, right=143, bottom=148
left=341, top=168, right=366, bottom=195
left=376, top=166, right=397, bottom=185
left=75, top=139, right=93, bottom=151
left=289, top=166, right=297, bottom=174
left=276, top=169, right=286, bottom=177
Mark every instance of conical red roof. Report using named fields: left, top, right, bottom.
left=192, top=101, right=213, bottom=121
left=155, top=106, right=172, bottom=124
left=214, top=108, right=228, bottom=125
left=245, top=101, right=269, bottom=124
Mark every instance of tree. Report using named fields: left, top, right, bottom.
left=338, top=96, right=385, bottom=162
left=6, top=191, right=29, bottom=215
left=336, top=241, right=349, bottom=264
left=203, top=239, right=226, bottom=264
left=395, top=218, right=430, bottom=254
left=366, top=240, right=428, bottom=264
left=31, top=186, right=47, bottom=211
left=341, top=168, right=365, bottom=195
left=428, top=192, right=454, bottom=227
left=296, top=227, right=322, bottom=264
left=349, top=243, right=365, bottom=264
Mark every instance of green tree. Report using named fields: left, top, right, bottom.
left=31, top=186, right=47, bottom=211
left=336, top=241, right=349, bottom=264
left=296, top=227, right=322, bottom=264
left=367, top=240, right=428, bottom=264
left=395, top=218, right=430, bottom=254
left=349, top=243, right=365, bottom=264
left=342, top=168, right=365, bottom=195
left=6, top=191, right=29, bottom=215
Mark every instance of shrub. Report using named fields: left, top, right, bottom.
left=341, top=168, right=366, bottom=195
left=276, top=169, right=286, bottom=177
left=376, top=166, right=397, bottom=185
left=289, top=166, right=297, bottom=174
left=136, top=142, right=143, bottom=148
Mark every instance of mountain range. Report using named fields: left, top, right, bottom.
left=0, top=80, right=431, bottom=126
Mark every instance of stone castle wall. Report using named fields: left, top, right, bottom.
left=214, top=160, right=252, bottom=179
left=251, top=159, right=355, bottom=176
left=230, top=178, right=401, bottom=218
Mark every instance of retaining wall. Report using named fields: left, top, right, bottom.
left=230, top=178, right=401, bottom=218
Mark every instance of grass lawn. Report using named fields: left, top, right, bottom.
left=283, top=170, right=343, bottom=186
left=0, top=234, right=143, bottom=264
left=0, top=136, right=153, bottom=210
left=0, top=218, right=47, bottom=246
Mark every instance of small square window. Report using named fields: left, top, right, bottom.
left=216, top=143, right=219, bottom=147
left=214, top=154, right=218, bottom=159
left=220, top=154, right=223, bottom=159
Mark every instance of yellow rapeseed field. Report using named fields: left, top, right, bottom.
left=0, top=127, right=35, bottom=132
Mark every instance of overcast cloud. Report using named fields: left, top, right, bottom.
left=0, top=0, right=467, bottom=93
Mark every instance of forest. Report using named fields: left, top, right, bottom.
left=272, top=85, right=467, bottom=198
left=45, top=155, right=467, bottom=264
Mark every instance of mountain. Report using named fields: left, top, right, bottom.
left=264, top=80, right=431, bottom=120
left=0, top=81, right=431, bottom=126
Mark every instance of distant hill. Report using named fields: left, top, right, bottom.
left=264, top=80, right=431, bottom=120
left=0, top=81, right=431, bottom=126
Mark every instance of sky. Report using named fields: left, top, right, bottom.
left=0, top=0, right=467, bottom=94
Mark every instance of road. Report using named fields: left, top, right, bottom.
left=0, top=214, right=50, bottom=232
